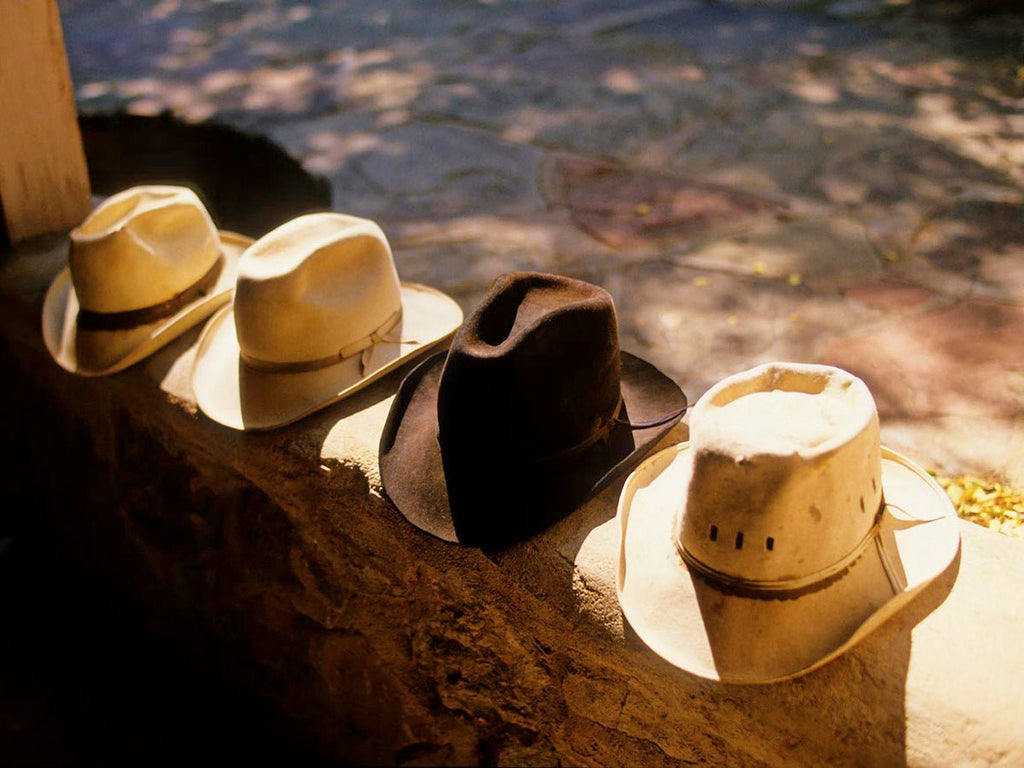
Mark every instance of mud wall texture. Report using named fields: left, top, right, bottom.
left=1, top=235, right=1022, bottom=767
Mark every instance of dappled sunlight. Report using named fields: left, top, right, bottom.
left=543, top=153, right=780, bottom=250
left=58, top=0, right=1022, bottom=301
left=61, top=0, right=434, bottom=123
left=347, top=63, right=434, bottom=111
left=816, top=174, right=871, bottom=206
left=669, top=63, right=707, bottom=83
left=69, top=64, right=325, bottom=122
left=395, top=214, right=559, bottom=253
left=62, top=0, right=1020, bottom=219
left=301, top=130, right=385, bottom=176
left=909, top=92, right=1024, bottom=185
left=243, top=63, right=318, bottom=112
left=498, top=104, right=583, bottom=145
left=57, top=0, right=1023, bottom=419
left=602, top=67, right=643, bottom=94
left=384, top=212, right=569, bottom=305
left=787, top=71, right=842, bottom=105
left=869, top=59, right=961, bottom=89
left=611, top=260, right=876, bottom=393
left=826, top=299, right=1024, bottom=421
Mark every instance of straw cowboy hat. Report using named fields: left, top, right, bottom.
left=379, top=271, right=689, bottom=549
left=191, top=212, right=463, bottom=431
left=42, top=185, right=252, bottom=376
left=617, top=361, right=961, bottom=684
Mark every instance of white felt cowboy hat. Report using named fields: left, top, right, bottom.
left=191, top=212, right=464, bottom=431
left=617, top=361, right=960, bottom=684
left=42, top=185, right=252, bottom=376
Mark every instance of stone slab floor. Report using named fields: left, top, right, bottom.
left=2, top=0, right=1022, bottom=764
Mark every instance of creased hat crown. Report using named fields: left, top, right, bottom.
left=675, top=363, right=882, bottom=585
left=437, top=272, right=623, bottom=461
left=69, top=185, right=221, bottom=313
left=233, top=213, right=402, bottom=366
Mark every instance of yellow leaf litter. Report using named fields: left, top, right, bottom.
left=934, top=473, right=1024, bottom=540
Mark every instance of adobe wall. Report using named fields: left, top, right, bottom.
left=1, top=233, right=1022, bottom=766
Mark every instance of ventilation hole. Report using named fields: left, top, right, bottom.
left=709, top=524, right=718, bottom=542
left=872, top=478, right=877, bottom=492
left=859, top=496, right=865, bottom=512
left=735, top=532, right=744, bottom=550
left=766, top=537, right=774, bottom=551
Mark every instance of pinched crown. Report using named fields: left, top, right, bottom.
left=437, top=272, right=623, bottom=461
left=69, top=185, right=221, bottom=313
left=233, top=213, right=402, bottom=367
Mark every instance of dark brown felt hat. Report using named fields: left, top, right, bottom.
left=378, top=271, right=688, bottom=548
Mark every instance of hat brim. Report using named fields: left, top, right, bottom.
left=379, top=349, right=688, bottom=547
left=191, top=281, right=463, bottom=431
left=617, top=442, right=961, bottom=684
left=41, top=231, right=252, bottom=377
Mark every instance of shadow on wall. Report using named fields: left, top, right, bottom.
left=78, top=110, right=333, bottom=239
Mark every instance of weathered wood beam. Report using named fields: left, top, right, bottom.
left=0, top=0, right=91, bottom=245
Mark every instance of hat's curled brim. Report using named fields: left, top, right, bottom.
left=617, top=442, right=961, bottom=684
left=191, top=281, right=463, bottom=431
left=41, top=231, right=252, bottom=377
left=379, top=349, right=688, bottom=547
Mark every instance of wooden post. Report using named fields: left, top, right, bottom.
left=0, top=0, right=91, bottom=245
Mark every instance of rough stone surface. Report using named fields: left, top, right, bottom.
left=56, top=0, right=1015, bottom=487
left=2, top=236, right=1023, bottom=766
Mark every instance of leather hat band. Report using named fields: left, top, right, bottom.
left=77, top=256, right=224, bottom=332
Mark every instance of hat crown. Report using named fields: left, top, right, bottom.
left=68, top=185, right=221, bottom=313
left=675, top=363, right=882, bottom=585
left=437, top=272, right=623, bottom=462
left=233, top=213, right=402, bottom=366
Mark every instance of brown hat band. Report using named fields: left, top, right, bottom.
left=521, top=397, right=626, bottom=467
left=676, top=501, right=887, bottom=601
left=521, top=398, right=690, bottom=468
left=77, top=255, right=224, bottom=332
left=240, top=308, right=406, bottom=374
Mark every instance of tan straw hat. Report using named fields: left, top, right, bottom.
left=191, top=212, right=463, bottom=431
left=42, top=185, right=252, bottom=376
left=617, top=361, right=960, bottom=684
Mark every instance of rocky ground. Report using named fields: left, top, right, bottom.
left=57, top=0, right=1024, bottom=486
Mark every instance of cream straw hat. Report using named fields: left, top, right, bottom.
left=42, top=185, right=252, bottom=376
left=617, top=362, right=960, bottom=684
left=191, top=212, right=463, bottom=431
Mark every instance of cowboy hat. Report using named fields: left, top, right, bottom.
left=41, top=185, right=252, bottom=376
left=617, top=361, right=961, bottom=684
left=379, top=271, right=688, bottom=549
left=191, top=212, right=463, bottom=431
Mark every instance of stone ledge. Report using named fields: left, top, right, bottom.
left=2, top=235, right=1022, bottom=767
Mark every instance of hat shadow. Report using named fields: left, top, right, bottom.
left=235, top=337, right=410, bottom=433
left=237, top=361, right=415, bottom=446
left=133, top=322, right=205, bottom=383
left=79, top=110, right=332, bottom=239
left=450, top=405, right=644, bottom=549
left=541, top=420, right=690, bottom=564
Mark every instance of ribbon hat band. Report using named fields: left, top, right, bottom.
left=76, top=256, right=225, bottom=332
left=239, top=308, right=415, bottom=374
